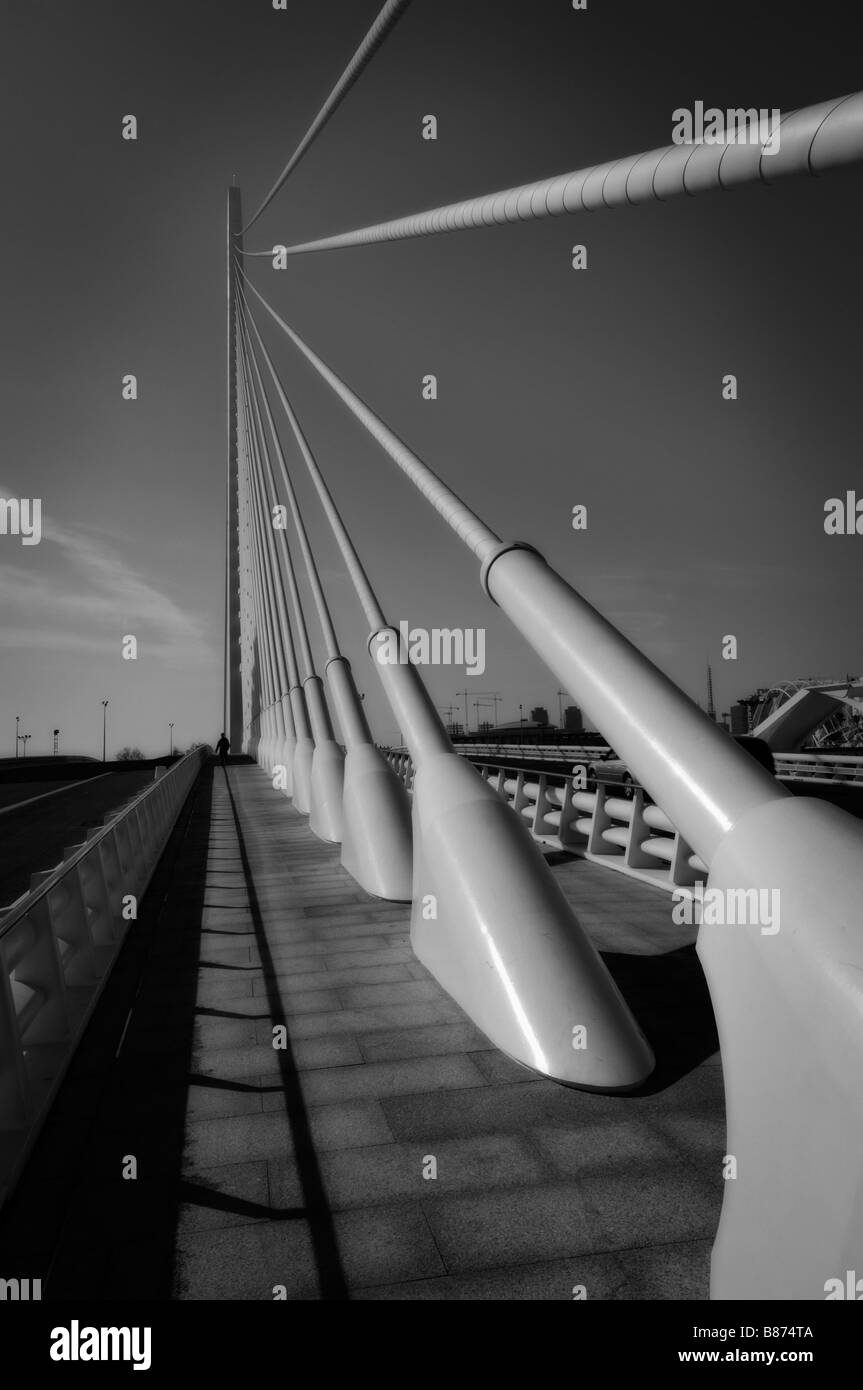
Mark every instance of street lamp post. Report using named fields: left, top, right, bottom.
left=15, top=714, right=20, bottom=758
left=102, top=700, right=109, bottom=762
left=169, top=722, right=174, bottom=756
left=53, top=729, right=59, bottom=757
left=21, top=733, right=31, bottom=758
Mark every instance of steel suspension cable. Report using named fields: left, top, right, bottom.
left=238, top=274, right=796, bottom=861
left=240, top=0, right=413, bottom=235
left=240, top=348, right=290, bottom=706
left=235, top=406, right=262, bottom=726
left=238, top=284, right=453, bottom=763
left=238, top=264, right=501, bottom=565
left=239, top=292, right=352, bottom=662
left=237, top=356, right=287, bottom=710
left=239, top=390, right=277, bottom=725
left=242, top=317, right=377, bottom=752
left=241, top=315, right=314, bottom=681
left=238, top=90, right=863, bottom=257
left=237, top=283, right=388, bottom=633
left=239, top=338, right=303, bottom=701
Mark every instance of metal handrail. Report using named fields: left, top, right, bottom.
left=0, top=750, right=202, bottom=935
left=0, top=748, right=206, bottom=1207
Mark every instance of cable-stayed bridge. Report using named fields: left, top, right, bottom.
left=2, top=0, right=863, bottom=1303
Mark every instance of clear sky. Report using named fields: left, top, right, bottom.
left=2, top=0, right=861, bottom=757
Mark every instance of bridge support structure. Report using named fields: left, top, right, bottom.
left=238, top=261, right=863, bottom=1300
left=224, top=186, right=244, bottom=753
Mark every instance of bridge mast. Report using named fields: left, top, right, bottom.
left=224, top=184, right=244, bottom=748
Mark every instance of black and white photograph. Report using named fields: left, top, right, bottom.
left=0, top=0, right=861, bottom=1353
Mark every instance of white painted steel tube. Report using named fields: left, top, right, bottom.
left=241, top=92, right=863, bottom=257
left=699, top=797, right=863, bottom=1299
left=643, top=803, right=676, bottom=833
left=240, top=294, right=414, bottom=897
left=240, top=270, right=500, bottom=564
left=237, top=279, right=789, bottom=864
left=482, top=546, right=788, bottom=867
left=241, top=281, right=414, bottom=885
left=238, top=374, right=283, bottom=771
left=240, top=0, right=414, bottom=234
left=241, top=314, right=344, bottom=837
left=243, top=362, right=314, bottom=802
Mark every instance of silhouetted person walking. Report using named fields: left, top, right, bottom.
left=216, top=733, right=230, bottom=768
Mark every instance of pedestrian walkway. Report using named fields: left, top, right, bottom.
left=0, top=761, right=724, bottom=1300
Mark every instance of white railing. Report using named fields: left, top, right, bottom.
left=387, top=750, right=415, bottom=793
left=450, top=740, right=610, bottom=763
left=384, top=752, right=708, bottom=894
left=453, top=744, right=863, bottom=785
left=773, top=751, right=863, bottom=784
left=0, top=748, right=206, bottom=1206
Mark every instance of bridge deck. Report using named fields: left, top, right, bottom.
left=0, top=762, right=724, bottom=1300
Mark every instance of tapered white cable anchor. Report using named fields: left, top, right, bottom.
left=372, top=630, right=655, bottom=1089
left=286, top=686, right=314, bottom=815
left=699, top=797, right=863, bottom=1299
left=305, top=674, right=344, bottom=841
left=273, top=695, right=296, bottom=798
left=327, top=656, right=412, bottom=900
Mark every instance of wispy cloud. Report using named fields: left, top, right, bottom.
left=0, top=489, right=213, bottom=665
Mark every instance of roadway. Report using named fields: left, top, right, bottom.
left=0, top=780, right=75, bottom=809
left=0, top=771, right=155, bottom=907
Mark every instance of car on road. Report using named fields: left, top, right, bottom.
left=574, top=748, right=637, bottom=799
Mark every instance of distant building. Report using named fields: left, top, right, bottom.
left=564, top=705, right=583, bottom=732
left=743, top=677, right=863, bottom=748
left=729, top=703, right=751, bottom=735
left=530, top=706, right=549, bottom=726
